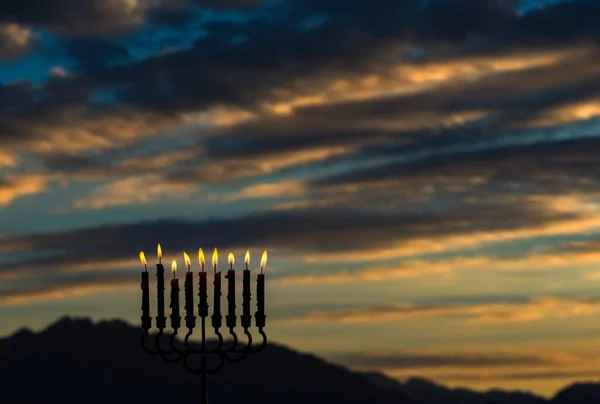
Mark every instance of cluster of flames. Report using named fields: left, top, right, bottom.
left=140, top=245, right=267, bottom=274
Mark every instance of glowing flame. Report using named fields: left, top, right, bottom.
left=171, top=260, right=177, bottom=273
left=228, top=253, right=235, bottom=266
left=183, top=252, right=191, bottom=269
left=212, top=248, right=218, bottom=269
left=244, top=250, right=250, bottom=266
left=139, top=251, right=147, bottom=265
left=157, top=244, right=162, bottom=258
left=198, top=248, right=205, bottom=266
left=260, top=250, right=267, bottom=273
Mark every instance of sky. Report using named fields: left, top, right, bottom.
left=2, top=0, right=600, bottom=398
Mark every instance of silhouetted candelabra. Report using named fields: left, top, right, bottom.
left=140, top=244, right=267, bottom=404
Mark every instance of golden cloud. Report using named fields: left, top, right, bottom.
left=283, top=297, right=600, bottom=325
left=0, top=171, right=66, bottom=207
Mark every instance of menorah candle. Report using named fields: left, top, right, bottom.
left=212, top=248, right=222, bottom=328
left=225, top=253, right=236, bottom=328
left=198, top=248, right=209, bottom=317
left=169, top=260, right=181, bottom=329
left=255, top=250, right=267, bottom=328
left=183, top=252, right=195, bottom=329
left=139, top=251, right=151, bottom=330
left=156, top=244, right=167, bottom=329
left=241, top=250, right=252, bottom=328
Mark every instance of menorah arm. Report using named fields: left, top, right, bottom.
left=141, top=329, right=160, bottom=355
left=220, top=328, right=250, bottom=362
left=154, top=329, right=184, bottom=363
left=248, top=327, right=267, bottom=353
left=220, top=326, right=267, bottom=363
left=182, top=326, right=225, bottom=354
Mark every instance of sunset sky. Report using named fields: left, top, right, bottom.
left=2, top=0, right=600, bottom=398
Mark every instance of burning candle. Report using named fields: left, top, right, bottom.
left=225, top=253, right=236, bottom=328
left=140, top=251, right=151, bottom=330
left=211, top=248, right=222, bottom=329
left=198, top=248, right=208, bottom=317
left=156, top=244, right=166, bottom=329
left=183, top=252, right=195, bottom=329
left=255, top=250, right=267, bottom=328
left=170, top=260, right=181, bottom=329
left=241, top=250, right=252, bottom=328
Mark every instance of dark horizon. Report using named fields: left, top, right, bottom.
left=2, top=314, right=599, bottom=404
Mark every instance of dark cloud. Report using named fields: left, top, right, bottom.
left=99, top=0, right=600, bottom=116
left=0, top=0, right=148, bottom=36
left=515, top=0, right=600, bottom=42
left=0, top=200, right=580, bottom=275
left=311, top=137, right=600, bottom=198
left=0, top=0, right=261, bottom=36
left=2, top=0, right=600, bottom=218
left=189, top=0, right=263, bottom=9
left=193, top=44, right=600, bottom=163
left=0, top=271, right=137, bottom=304
left=62, top=38, right=132, bottom=72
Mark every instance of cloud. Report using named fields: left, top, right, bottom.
left=0, top=171, right=65, bottom=208
left=0, top=196, right=586, bottom=271
left=277, top=248, right=600, bottom=285
left=445, top=369, right=600, bottom=381
left=0, top=271, right=137, bottom=305
left=0, top=23, right=37, bottom=60
left=0, top=0, right=148, bottom=36
left=72, top=173, right=196, bottom=209
left=285, top=297, right=600, bottom=324
left=336, top=349, right=579, bottom=370
left=223, top=179, right=308, bottom=202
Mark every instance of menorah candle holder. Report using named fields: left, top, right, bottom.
left=140, top=246, right=268, bottom=404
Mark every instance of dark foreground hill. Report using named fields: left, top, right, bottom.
left=0, top=317, right=599, bottom=404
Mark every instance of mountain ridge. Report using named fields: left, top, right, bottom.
left=1, top=316, right=599, bottom=404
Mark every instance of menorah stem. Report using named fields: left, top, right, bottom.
left=201, top=359, right=208, bottom=404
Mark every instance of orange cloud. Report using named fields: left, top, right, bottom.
left=72, top=173, right=195, bottom=209
left=284, top=297, right=600, bottom=325
left=0, top=22, right=37, bottom=60
left=0, top=171, right=65, bottom=207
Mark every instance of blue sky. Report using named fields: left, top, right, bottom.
left=2, top=0, right=600, bottom=397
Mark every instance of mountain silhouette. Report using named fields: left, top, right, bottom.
left=363, top=369, right=600, bottom=404
left=0, top=317, right=598, bottom=404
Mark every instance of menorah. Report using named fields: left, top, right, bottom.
left=139, top=244, right=267, bottom=404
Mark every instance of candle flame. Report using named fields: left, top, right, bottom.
left=139, top=251, right=147, bottom=265
left=199, top=248, right=205, bottom=265
left=183, top=252, right=191, bottom=268
left=244, top=250, right=250, bottom=265
left=157, top=244, right=162, bottom=258
left=228, top=253, right=235, bottom=266
left=171, top=260, right=177, bottom=273
left=212, top=248, right=218, bottom=268
left=260, top=250, right=267, bottom=272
